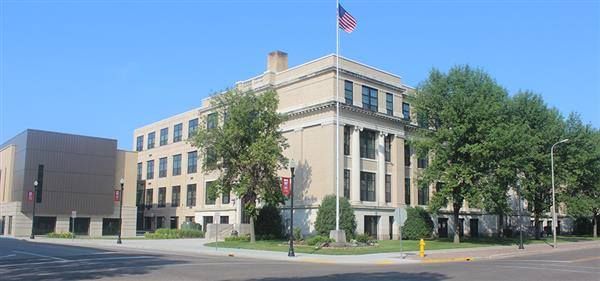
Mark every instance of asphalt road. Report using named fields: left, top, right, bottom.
left=0, top=238, right=598, bottom=281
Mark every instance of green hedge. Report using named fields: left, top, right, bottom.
left=315, top=195, right=357, bottom=239
left=255, top=204, right=283, bottom=239
left=47, top=232, right=75, bottom=238
left=144, top=228, right=204, bottom=239
left=306, top=235, right=333, bottom=246
left=224, top=235, right=250, bottom=242
left=402, top=207, right=434, bottom=240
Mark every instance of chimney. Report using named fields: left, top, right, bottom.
left=266, top=51, right=288, bottom=73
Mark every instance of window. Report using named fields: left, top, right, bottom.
left=147, top=132, right=155, bottom=149
left=187, top=151, right=198, bottom=173
left=360, top=130, right=376, bottom=159
left=343, top=169, right=350, bottom=199
left=146, top=160, right=154, bottom=180
left=222, top=191, right=230, bottom=204
left=159, top=157, right=167, bottom=178
left=360, top=172, right=376, bottom=202
left=362, top=86, right=378, bottom=112
left=343, top=126, right=351, bottom=156
left=417, top=111, right=428, bottom=128
left=137, top=162, right=142, bottom=180
left=207, top=113, right=217, bottom=129
left=220, top=216, right=229, bottom=224
left=145, top=189, right=153, bottom=207
left=402, top=102, right=410, bottom=121
left=172, top=154, right=182, bottom=176
left=186, top=184, right=197, bottom=207
left=404, top=144, right=411, bottom=167
left=158, top=187, right=166, bottom=208
left=173, top=123, right=183, bottom=142
left=404, top=178, right=411, bottom=205
left=205, top=181, right=215, bottom=205
left=344, top=80, right=353, bottom=104
left=436, top=182, right=444, bottom=193
left=384, top=135, right=392, bottom=162
left=385, top=175, right=391, bottom=203
left=160, top=128, right=168, bottom=146
left=136, top=136, right=144, bottom=151
left=206, top=148, right=217, bottom=167
left=386, top=93, right=393, bottom=115
left=418, top=183, right=429, bottom=205
left=172, top=186, right=181, bottom=207
left=418, top=154, right=428, bottom=169
left=188, top=118, right=198, bottom=138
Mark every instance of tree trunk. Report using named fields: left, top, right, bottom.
left=534, top=215, right=540, bottom=240
left=453, top=203, right=461, bottom=244
left=593, top=215, right=598, bottom=239
left=497, top=213, right=504, bottom=238
left=249, top=216, right=256, bottom=243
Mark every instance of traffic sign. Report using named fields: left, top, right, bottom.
left=394, top=207, right=407, bottom=226
left=71, top=210, right=77, bottom=218
left=281, top=177, right=291, bottom=197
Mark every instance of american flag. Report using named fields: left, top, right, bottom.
left=338, top=4, right=357, bottom=33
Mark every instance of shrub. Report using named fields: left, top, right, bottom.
left=224, top=235, right=250, bottom=242
left=144, top=228, right=204, bottom=239
left=255, top=204, right=283, bottom=239
left=573, top=217, right=592, bottom=235
left=293, top=227, right=302, bottom=241
left=306, top=235, right=333, bottom=246
left=315, top=195, right=357, bottom=239
left=47, top=232, right=74, bottom=238
left=355, top=233, right=371, bottom=243
left=402, top=207, right=434, bottom=240
left=180, top=221, right=202, bottom=232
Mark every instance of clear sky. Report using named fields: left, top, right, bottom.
left=1, top=0, right=599, bottom=150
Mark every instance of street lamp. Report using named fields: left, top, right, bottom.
left=30, top=180, right=38, bottom=239
left=117, top=178, right=124, bottom=244
left=516, top=180, right=524, bottom=250
left=288, top=159, right=297, bottom=257
left=551, top=138, right=568, bottom=249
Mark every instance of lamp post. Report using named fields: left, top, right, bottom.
left=117, top=178, right=124, bottom=244
left=551, top=139, right=568, bottom=249
left=30, top=180, right=38, bottom=239
left=517, top=180, right=524, bottom=250
left=288, top=159, right=297, bottom=257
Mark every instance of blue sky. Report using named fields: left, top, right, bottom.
left=1, top=0, right=599, bottom=149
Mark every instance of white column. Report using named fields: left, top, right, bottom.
left=351, top=126, right=361, bottom=204
left=377, top=132, right=386, bottom=205
left=235, top=195, right=242, bottom=231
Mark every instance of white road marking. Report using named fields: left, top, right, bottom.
left=494, top=262, right=599, bottom=270
left=0, top=254, right=16, bottom=259
left=505, top=259, right=570, bottom=263
left=494, top=265, right=599, bottom=274
left=13, top=250, right=66, bottom=261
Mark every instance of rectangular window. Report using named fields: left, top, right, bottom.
left=186, top=184, right=197, bottom=207
left=343, top=126, right=351, bottom=156
left=360, top=172, right=376, bottom=202
left=404, top=144, right=411, bottom=167
left=418, top=183, right=429, bottom=205
left=173, top=123, right=183, bottom=142
left=418, top=154, right=428, bottom=169
left=160, top=128, right=168, bottom=146
left=171, top=186, right=181, bottom=207
left=405, top=178, right=411, bottom=205
left=385, top=175, right=391, bottom=203
left=402, top=102, right=410, bottom=121
left=362, top=86, right=378, bottom=112
left=146, top=160, right=154, bottom=180
left=205, top=181, right=215, bottom=205
left=386, top=93, right=393, bottom=115
left=417, top=111, right=428, bottom=128
left=136, top=136, right=144, bottom=151
left=436, top=182, right=444, bottom=193
left=145, top=189, right=153, bottom=207
left=220, top=216, right=229, bottom=224
left=158, top=187, right=166, bottom=208
left=206, top=148, right=217, bottom=167
left=207, top=113, right=217, bottom=129
left=159, top=157, right=167, bottom=178
left=187, top=151, right=198, bottom=173
left=172, top=154, right=182, bottom=176
left=344, top=80, right=353, bottom=105
left=343, top=169, right=350, bottom=199
left=222, top=191, right=230, bottom=204
left=147, top=132, right=155, bottom=149
left=137, top=162, right=142, bottom=180
left=188, top=118, right=198, bottom=138
left=360, top=130, right=376, bottom=159
left=384, top=135, right=391, bottom=162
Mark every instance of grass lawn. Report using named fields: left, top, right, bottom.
left=204, top=236, right=598, bottom=255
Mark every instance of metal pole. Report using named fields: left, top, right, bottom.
left=288, top=167, right=295, bottom=257
left=30, top=181, right=37, bottom=239
left=518, top=183, right=524, bottom=250
left=550, top=139, right=568, bottom=249
left=117, top=182, right=124, bottom=244
left=334, top=0, right=340, bottom=232
left=400, top=224, right=404, bottom=259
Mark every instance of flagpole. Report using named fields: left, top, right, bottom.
left=335, top=0, right=340, bottom=232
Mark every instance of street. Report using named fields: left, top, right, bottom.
left=1, top=238, right=598, bottom=281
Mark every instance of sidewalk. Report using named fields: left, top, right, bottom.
left=23, top=237, right=600, bottom=265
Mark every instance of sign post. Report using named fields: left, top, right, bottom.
left=394, top=207, right=408, bottom=259
left=71, top=210, right=77, bottom=239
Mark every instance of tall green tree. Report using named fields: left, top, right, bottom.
left=414, top=65, right=508, bottom=243
left=190, top=89, right=288, bottom=243
left=559, top=113, right=600, bottom=237
left=509, top=91, right=565, bottom=239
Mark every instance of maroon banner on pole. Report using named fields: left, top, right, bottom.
left=27, top=191, right=34, bottom=202
left=281, top=177, right=291, bottom=197
left=114, top=190, right=121, bottom=202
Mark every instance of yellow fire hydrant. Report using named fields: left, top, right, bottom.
left=419, top=239, right=426, bottom=258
